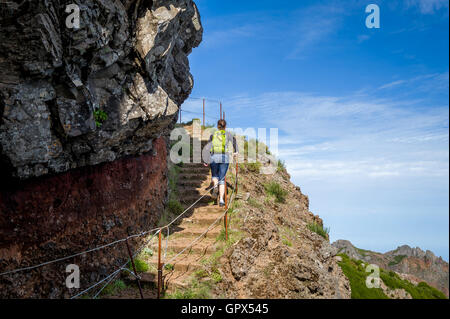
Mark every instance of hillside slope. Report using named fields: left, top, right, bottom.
left=100, top=126, right=446, bottom=300
left=332, top=240, right=449, bottom=297
left=158, top=130, right=352, bottom=299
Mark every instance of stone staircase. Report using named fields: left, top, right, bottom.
left=137, top=125, right=227, bottom=294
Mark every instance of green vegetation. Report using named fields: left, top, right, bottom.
left=388, top=255, right=406, bottom=266
left=337, top=254, right=447, bottom=299
left=141, top=247, right=153, bottom=257
left=282, top=236, right=292, bottom=247
left=277, top=159, right=286, bottom=172
left=279, top=225, right=295, bottom=247
left=164, top=263, right=175, bottom=271
left=247, top=198, right=262, bottom=209
left=167, top=199, right=183, bottom=215
left=211, top=268, right=223, bottom=283
left=101, top=279, right=127, bottom=297
left=159, top=164, right=183, bottom=227
left=264, top=182, right=287, bottom=203
left=337, top=254, right=388, bottom=299
left=193, top=269, right=209, bottom=279
left=165, top=277, right=212, bottom=299
left=94, top=109, right=108, bottom=128
left=169, top=216, right=244, bottom=299
left=355, top=247, right=373, bottom=257
left=216, top=224, right=243, bottom=245
left=245, top=161, right=261, bottom=173
left=380, top=270, right=447, bottom=299
left=307, top=221, right=330, bottom=239
left=128, top=258, right=149, bottom=273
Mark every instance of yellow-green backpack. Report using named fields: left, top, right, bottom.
left=212, top=130, right=226, bottom=154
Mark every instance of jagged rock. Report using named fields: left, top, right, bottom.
left=217, top=168, right=351, bottom=299
left=332, top=240, right=364, bottom=261
left=0, top=0, right=203, bottom=180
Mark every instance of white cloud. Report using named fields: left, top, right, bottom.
left=405, top=0, right=449, bottom=14
left=378, top=72, right=449, bottom=92
left=222, top=83, right=449, bottom=183
left=379, top=80, right=407, bottom=89
left=357, top=35, right=370, bottom=43
left=286, top=4, right=346, bottom=59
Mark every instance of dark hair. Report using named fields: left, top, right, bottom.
left=217, top=119, right=227, bottom=130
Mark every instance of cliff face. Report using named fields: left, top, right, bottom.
left=0, top=0, right=202, bottom=180
left=0, top=0, right=202, bottom=298
left=332, top=240, right=449, bottom=297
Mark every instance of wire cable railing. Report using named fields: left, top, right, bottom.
left=1, top=97, right=238, bottom=299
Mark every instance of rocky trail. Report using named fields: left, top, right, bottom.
left=108, top=126, right=231, bottom=298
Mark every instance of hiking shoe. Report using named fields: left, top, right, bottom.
left=219, top=200, right=225, bottom=207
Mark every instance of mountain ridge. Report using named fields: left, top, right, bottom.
left=332, top=239, right=449, bottom=297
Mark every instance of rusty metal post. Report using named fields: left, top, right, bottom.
left=235, top=161, right=239, bottom=195
left=224, top=176, right=228, bottom=240
left=125, top=238, right=144, bottom=299
left=223, top=111, right=225, bottom=121
left=224, top=211, right=228, bottom=241
left=203, top=99, right=205, bottom=127
left=157, top=230, right=162, bottom=299
left=224, top=176, right=228, bottom=210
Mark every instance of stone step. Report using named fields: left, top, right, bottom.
left=180, top=194, right=214, bottom=204
left=193, top=206, right=224, bottom=214
left=135, top=270, right=194, bottom=293
left=176, top=188, right=204, bottom=197
left=180, top=162, right=208, bottom=168
left=177, top=179, right=209, bottom=187
left=178, top=213, right=225, bottom=227
left=149, top=237, right=217, bottom=255
left=148, top=260, right=202, bottom=273
left=177, top=173, right=211, bottom=183
left=174, top=224, right=222, bottom=239
left=179, top=167, right=210, bottom=174
left=178, top=173, right=208, bottom=181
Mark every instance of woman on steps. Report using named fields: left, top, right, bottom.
left=203, top=119, right=238, bottom=207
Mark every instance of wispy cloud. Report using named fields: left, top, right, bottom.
left=201, top=24, right=260, bottom=49
left=221, top=76, right=449, bottom=182
left=378, top=72, right=449, bottom=92
left=379, top=80, right=407, bottom=90
left=405, top=0, right=449, bottom=14
left=357, top=35, right=370, bottom=43
left=287, top=4, right=346, bottom=59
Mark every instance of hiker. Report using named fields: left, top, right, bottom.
left=203, top=119, right=238, bottom=207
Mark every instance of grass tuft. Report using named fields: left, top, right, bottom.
left=307, top=222, right=330, bottom=239
left=264, top=182, right=287, bottom=203
left=128, top=258, right=149, bottom=273
left=101, top=280, right=127, bottom=297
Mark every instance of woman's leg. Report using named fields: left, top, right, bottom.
left=218, top=162, right=229, bottom=204
left=210, top=158, right=220, bottom=197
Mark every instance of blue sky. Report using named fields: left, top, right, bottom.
left=181, top=0, right=449, bottom=260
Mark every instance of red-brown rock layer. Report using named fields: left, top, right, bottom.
left=0, top=137, right=168, bottom=298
